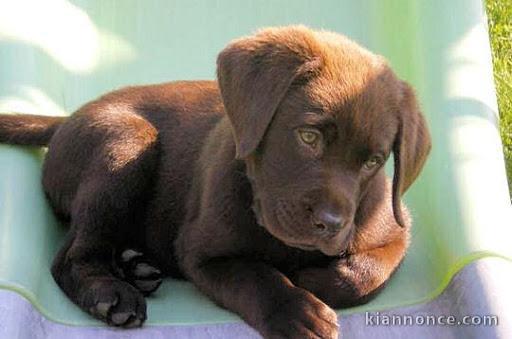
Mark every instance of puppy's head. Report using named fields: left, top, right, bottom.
left=217, top=26, right=431, bottom=256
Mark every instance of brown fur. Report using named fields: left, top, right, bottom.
left=0, top=26, right=430, bottom=337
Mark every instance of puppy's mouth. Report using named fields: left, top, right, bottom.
left=284, top=239, right=348, bottom=257
left=284, top=241, right=318, bottom=251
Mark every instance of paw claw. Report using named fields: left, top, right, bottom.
left=111, top=311, right=135, bottom=326
left=125, top=317, right=143, bottom=328
left=134, top=263, right=161, bottom=277
left=121, top=249, right=143, bottom=263
left=95, top=301, right=113, bottom=318
left=134, top=278, right=163, bottom=294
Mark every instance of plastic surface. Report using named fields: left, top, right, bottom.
left=0, top=0, right=511, bottom=327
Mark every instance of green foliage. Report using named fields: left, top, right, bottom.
left=486, top=0, right=512, bottom=197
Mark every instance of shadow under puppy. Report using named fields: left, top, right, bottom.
left=0, top=26, right=431, bottom=338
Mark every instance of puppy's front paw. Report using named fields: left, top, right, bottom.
left=263, top=288, right=339, bottom=339
left=117, top=249, right=163, bottom=295
left=83, top=279, right=146, bottom=328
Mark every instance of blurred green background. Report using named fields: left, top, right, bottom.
left=486, top=0, right=512, bottom=199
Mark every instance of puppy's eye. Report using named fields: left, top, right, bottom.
left=363, top=155, right=383, bottom=170
left=298, top=129, right=321, bottom=146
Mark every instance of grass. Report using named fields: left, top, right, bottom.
left=486, top=0, right=512, bottom=198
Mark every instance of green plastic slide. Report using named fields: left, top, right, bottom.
left=0, top=0, right=511, bottom=327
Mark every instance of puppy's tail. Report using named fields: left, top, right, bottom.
left=0, top=113, right=67, bottom=146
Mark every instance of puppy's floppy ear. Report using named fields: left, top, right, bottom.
left=392, top=82, right=431, bottom=227
left=217, top=27, right=322, bottom=159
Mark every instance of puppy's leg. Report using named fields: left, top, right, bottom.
left=292, top=237, right=407, bottom=308
left=181, top=255, right=339, bottom=338
left=50, top=113, right=159, bottom=327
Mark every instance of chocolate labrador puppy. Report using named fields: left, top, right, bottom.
left=0, top=26, right=430, bottom=338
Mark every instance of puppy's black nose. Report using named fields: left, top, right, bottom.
left=312, top=209, right=344, bottom=237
